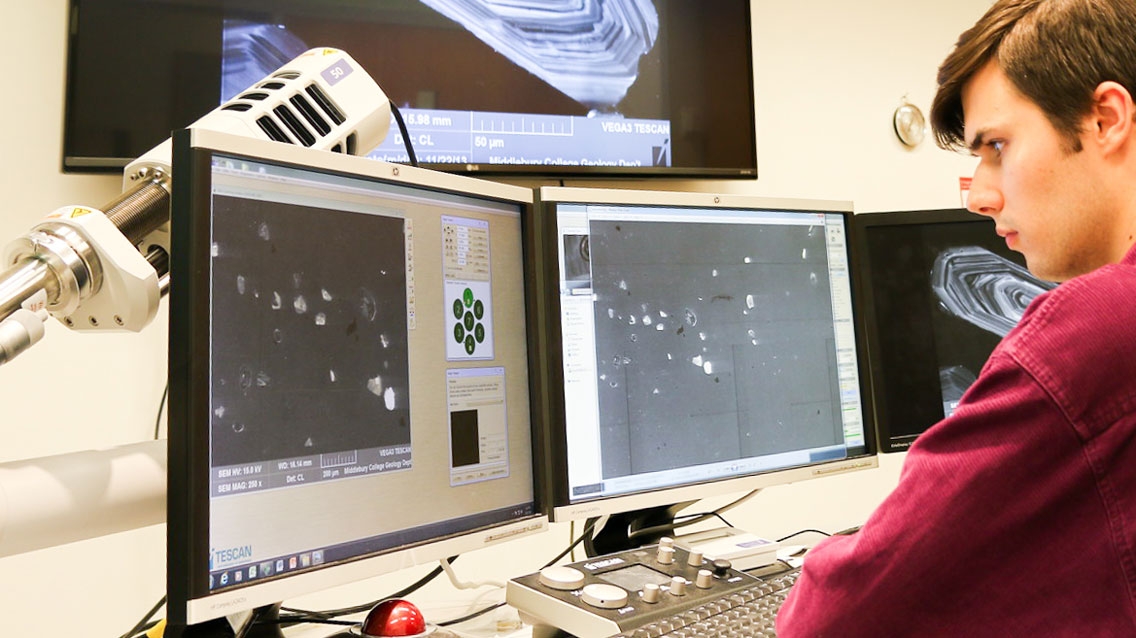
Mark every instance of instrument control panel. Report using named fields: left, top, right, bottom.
left=506, top=539, right=760, bottom=638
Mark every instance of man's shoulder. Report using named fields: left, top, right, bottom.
left=1011, top=260, right=1136, bottom=346
left=999, top=261, right=1136, bottom=431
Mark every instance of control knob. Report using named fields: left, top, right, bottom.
left=538, top=565, right=586, bottom=591
left=711, top=558, right=733, bottom=577
left=668, top=576, right=687, bottom=596
left=695, top=569, right=714, bottom=589
left=580, top=583, right=629, bottom=609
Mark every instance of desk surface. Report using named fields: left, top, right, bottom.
left=281, top=551, right=807, bottom=638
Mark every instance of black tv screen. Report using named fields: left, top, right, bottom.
left=63, top=0, right=757, bottom=179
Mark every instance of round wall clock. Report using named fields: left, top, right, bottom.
left=893, top=102, right=926, bottom=147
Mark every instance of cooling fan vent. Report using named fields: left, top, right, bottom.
left=219, top=73, right=355, bottom=154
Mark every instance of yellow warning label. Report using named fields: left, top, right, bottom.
left=69, top=207, right=93, bottom=218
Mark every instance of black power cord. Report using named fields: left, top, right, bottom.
left=120, top=595, right=165, bottom=638
left=154, top=382, right=168, bottom=440
left=388, top=102, right=419, bottom=167
left=776, top=528, right=833, bottom=543
left=277, top=556, right=457, bottom=624
left=543, top=518, right=600, bottom=569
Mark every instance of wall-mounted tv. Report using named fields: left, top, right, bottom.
left=64, top=0, right=757, bottom=179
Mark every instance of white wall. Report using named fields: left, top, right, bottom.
left=0, top=1, right=989, bottom=635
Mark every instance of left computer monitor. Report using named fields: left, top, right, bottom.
left=166, top=128, right=545, bottom=634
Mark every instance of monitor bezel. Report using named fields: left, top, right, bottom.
left=167, top=128, right=548, bottom=628
left=63, top=0, right=758, bottom=180
left=528, top=186, right=879, bottom=524
left=851, top=208, right=999, bottom=453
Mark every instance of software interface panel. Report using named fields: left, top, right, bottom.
left=201, top=154, right=535, bottom=592
left=553, top=202, right=866, bottom=503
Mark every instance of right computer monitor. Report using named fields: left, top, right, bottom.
left=528, top=187, right=877, bottom=553
left=853, top=209, right=1057, bottom=452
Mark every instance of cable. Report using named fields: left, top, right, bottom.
left=440, top=557, right=505, bottom=590
left=154, top=382, right=168, bottom=440
left=776, top=528, right=832, bottom=543
left=436, top=601, right=507, bottom=627
left=542, top=518, right=600, bottom=568
left=119, top=595, right=165, bottom=638
left=624, top=512, right=707, bottom=542
left=625, top=490, right=762, bottom=542
left=389, top=102, right=419, bottom=167
left=712, top=489, right=762, bottom=516
left=125, top=622, right=162, bottom=638
left=279, top=556, right=457, bottom=621
left=253, top=616, right=356, bottom=628
left=674, top=510, right=734, bottom=529
left=233, top=607, right=268, bottom=638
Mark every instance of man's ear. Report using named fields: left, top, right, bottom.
left=1090, top=81, right=1135, bottom=154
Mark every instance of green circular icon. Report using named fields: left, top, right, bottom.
left=453, top=288, right=488, bottom=355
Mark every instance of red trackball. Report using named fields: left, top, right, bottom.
left=361, top=599, right=428, bottom=637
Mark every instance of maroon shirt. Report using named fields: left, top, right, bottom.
left=777, top=244, right=1136, bottom=637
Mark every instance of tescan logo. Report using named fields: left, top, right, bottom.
left=210, top=545, right=254, bottom=569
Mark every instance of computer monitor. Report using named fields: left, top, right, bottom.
left=527, top=186, right=877, bottom=554
left=65, top=0, right=757, bottom=178
left=166, top=128, right=546, bottom=634
left=853, top=209, right=1057, bottom=452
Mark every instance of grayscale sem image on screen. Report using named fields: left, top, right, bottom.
left=216, top=0, right=677, bottom=169
left=932, top=246, right=1053, bottom=338
left=210, top=195, right=410, bottom=468
left=587, top=221, right=843, bottom=479
left=68, top=0, right=755, bottom=176
left=415, top=0, right=659, bottom=108
left=562, top=234, right=592, bottom=287
left=859, top=212, right=1058, bottom=451
left=931, top=246, right=1054, bottom=411
left=224, top=0, right=658, bottom=110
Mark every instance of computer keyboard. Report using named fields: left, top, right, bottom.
left=612, top=567, right=799, bottom=638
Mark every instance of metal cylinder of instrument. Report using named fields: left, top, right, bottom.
left=0, top=260, right=53, bottom=320
left=105, top=169, right=171, bottom=245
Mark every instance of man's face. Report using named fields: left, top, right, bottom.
left=962, top=61, right=1118, bottom=282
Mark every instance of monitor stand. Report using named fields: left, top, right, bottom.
left=166, top=604, right=287, bottom=638
left=584, top=503, right=781, bottom=570
left=584, top=501, right=695, bottom=556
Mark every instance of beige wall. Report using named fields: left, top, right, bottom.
left=0, top=1, right=989, bottom=635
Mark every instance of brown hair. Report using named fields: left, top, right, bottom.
left=931, top=0, right=1136, bottom=152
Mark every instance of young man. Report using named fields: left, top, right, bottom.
left=776, top=0, right=1136, bottom=635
